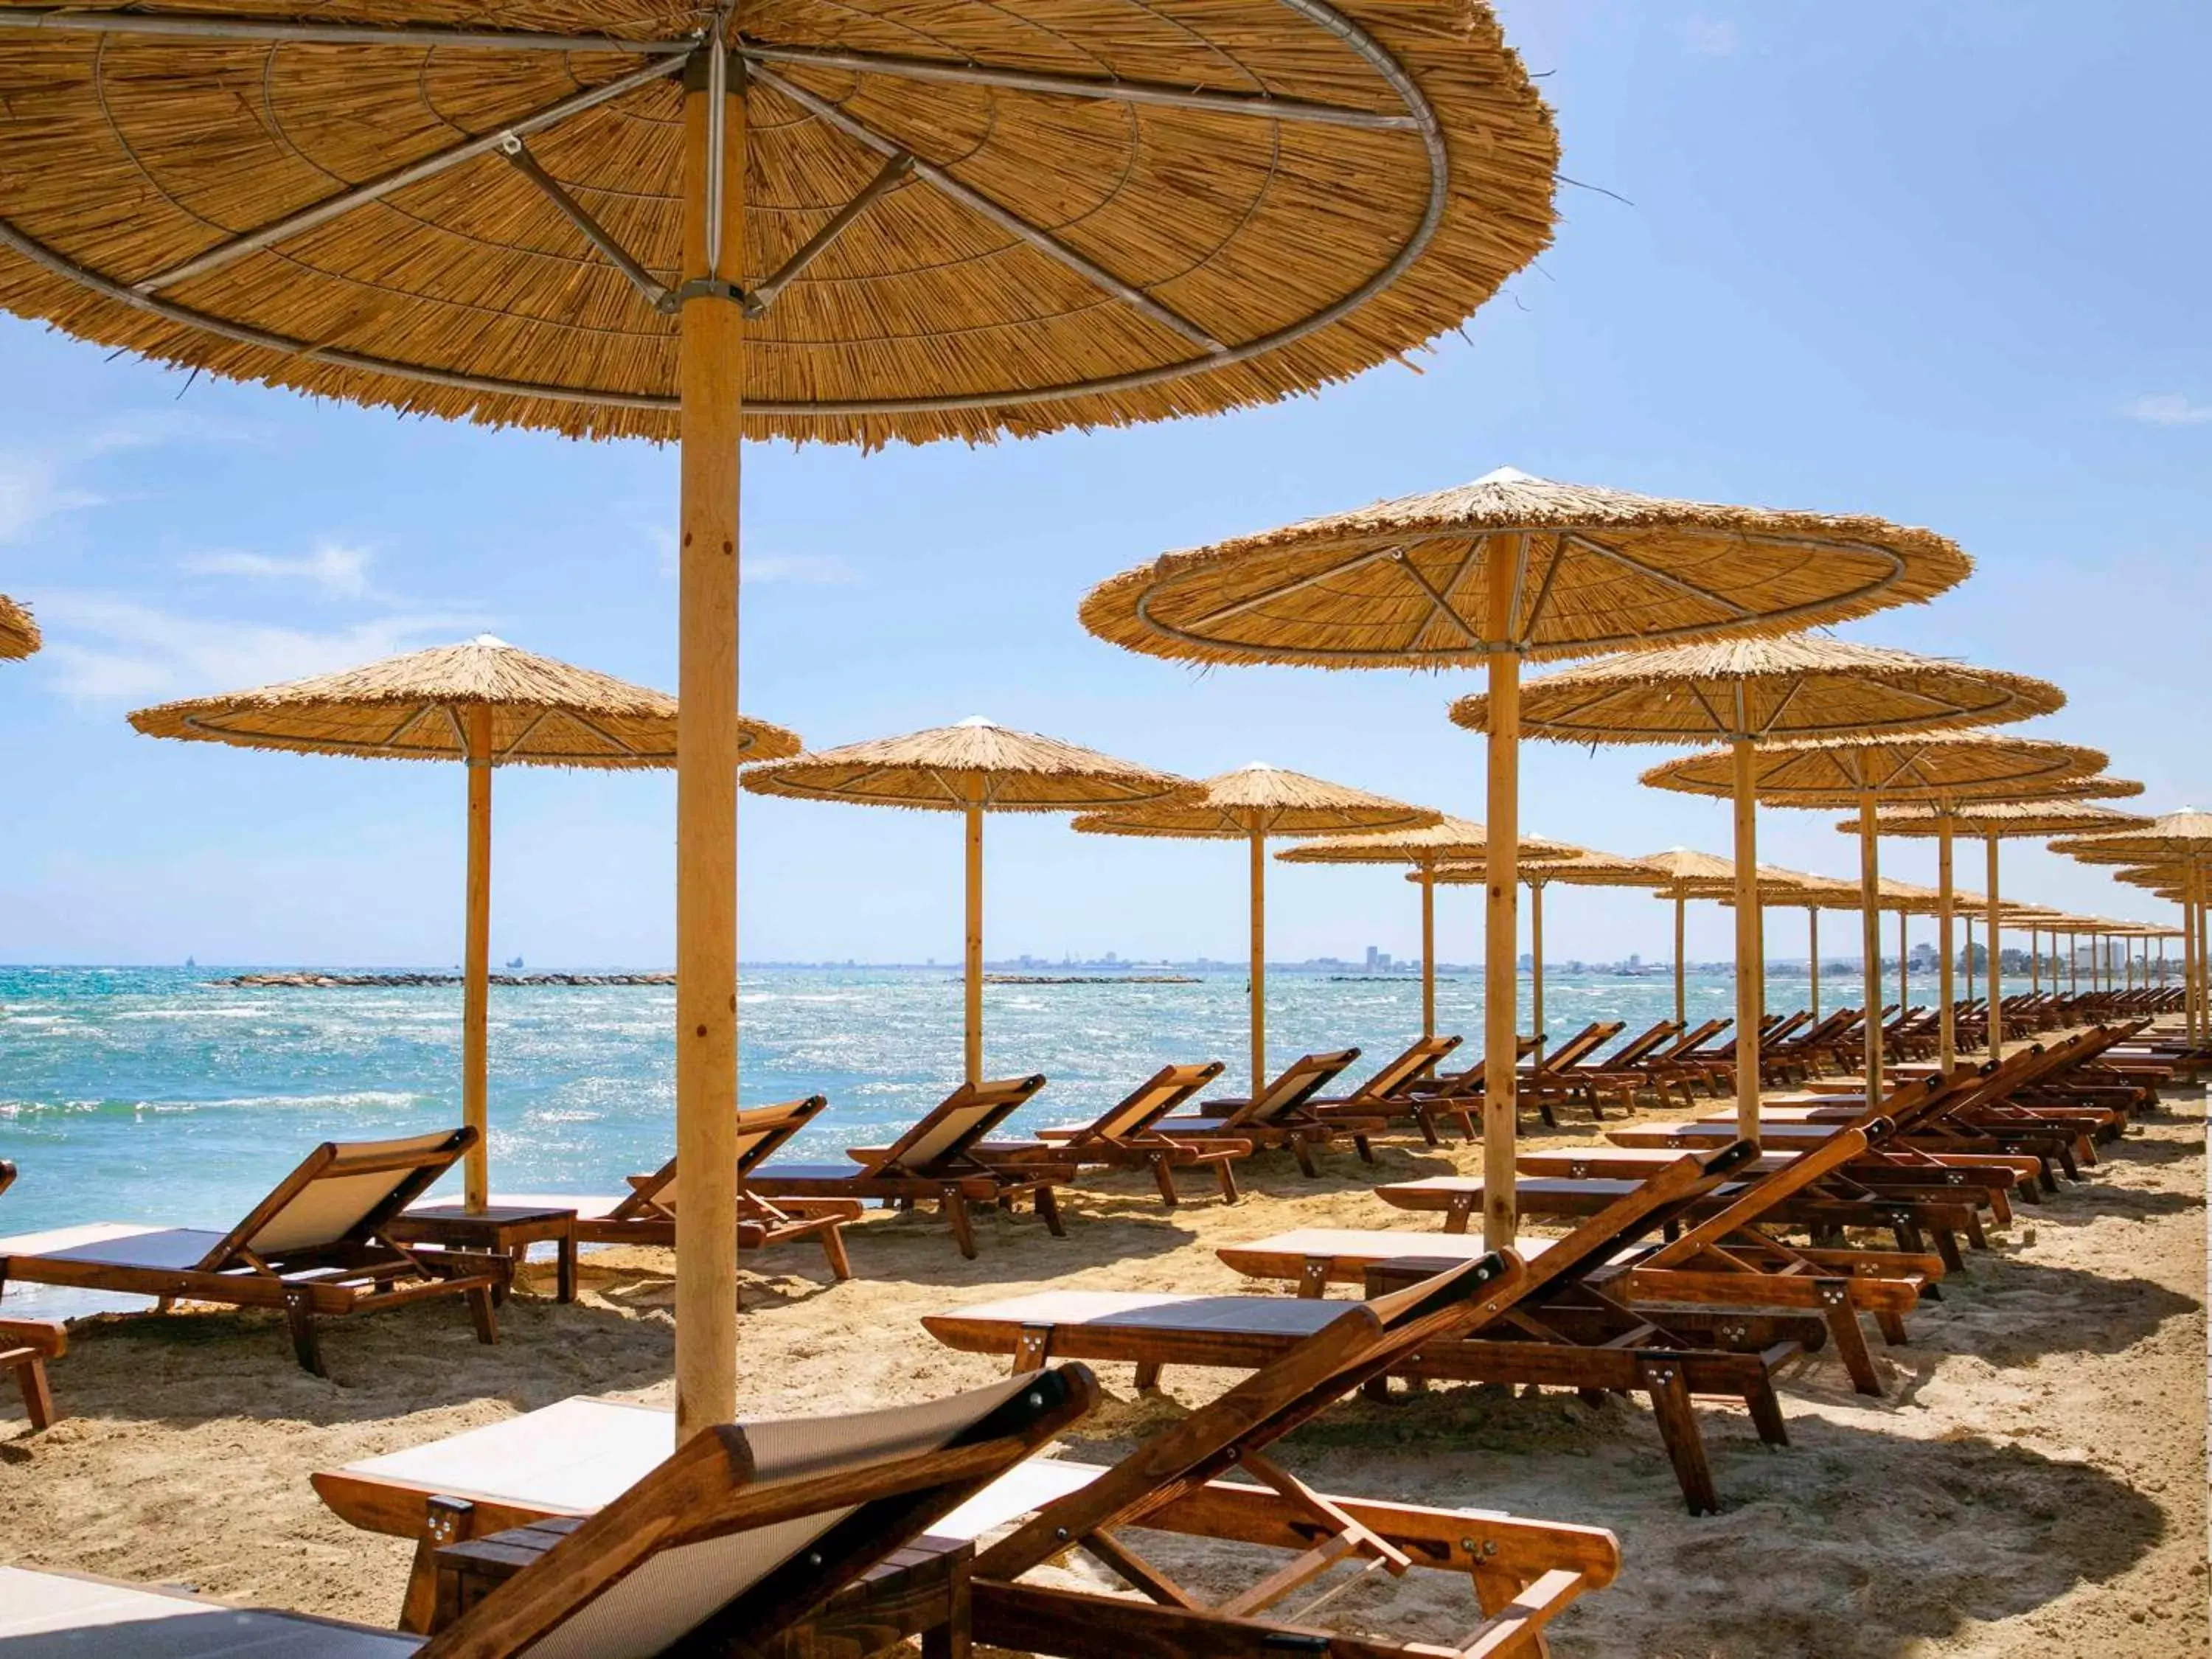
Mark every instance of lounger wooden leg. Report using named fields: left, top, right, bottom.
left=921, top=1557, right=974, bottom=1659
left=1352, top=1134, right=1375, bottom=1166
left=1290, top=1138, right=1318, bottom=1179
left=465, top=1283, right=499, bottom=1347
left=1413, top=1107, right=1441, bottom=1149
left=1933, top=1228, right=1965, bottom=1273
left=1149, top=1155, right=1180, bottom=1208
left=1638, top=1357, right=1719, bottom=1516
left=1745, top=1374, right=1790, bottom=1447
left=12, top=1355, right=56, bottom=1432
left=1961, top=1210, right=1988, bottom=1251
left=818, top=1221, right=854, bottom=1282
left=554, top=1227, right=578, bottom=1305
left=1818, top=1283, right=1882, bottom=1397
left=282, top=1287, right=325, bottom=1377
left=943, top=1191, right=978, bottom=1260
left=1132, top=1361, right=1163, bottom=1393
left=1213, top=1158, right=1240, bottom=1205
left=401, top=1495, right=474, bottom=1634
left=1986, top=1188, right=2013, bottom=1225
left=1875, top=1310, right=1909, bottom=1346
left=1034, top=1185, right=1067, bottom=1239
left=1444, top=1192, right=1474, bottom=1236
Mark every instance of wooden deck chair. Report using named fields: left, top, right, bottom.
left=1514, top=1020, right=1625, bottom=1126
left=314, top=1257, right=1621, bottom=1656
left=744, top=1075, right=1075, bottom=1259
left=0, top=1131, right=505, bottom=1375
left=1395, top=1036, right=1541, bottom=1144
left=930, top=1144, right=1799, bottom=1514
left=1308, top=1033, right=1464, bottom=1114
left=1523, top=1020, right=1688, bottom=1119
left=923, top=1061, right=1247, bottom=1206
left=1151, top=1048, right=1382, bottom=1176
left=493, top=1095, right=860, bottom=1283
left=0, top=1160, right=63, bottom=1433
left=13, top=1367, right=1095, bottom=1656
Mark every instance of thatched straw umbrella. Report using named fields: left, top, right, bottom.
left=1082, top=467, right=1967, bottom=1243
left=1072, top=765, right=1432, bottom=1096
left=129, top=636, right=799, bottom=1208
left=1276, top=817, right=1572, bottom=1040
left=2052, top=812, right=2212, bottom=1041
left=742, top=719, right=1186, bottom=1083
left=0, top=0, right=1558, bottom=1433
left=1453, top=636, right=2056, bottom=1136
left=1836, top=799, right=2152, bottom=1065
left=1425, top=847, right=1666, bottom=1062
left=0, top=594, right=38, bottom=660
left=1644, top=731, right=2118, bottom=1107
left=1635, top=849, right=1738, bottom=1026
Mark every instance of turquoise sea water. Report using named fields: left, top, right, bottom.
left=0, top=962, right=1848, bottom=1247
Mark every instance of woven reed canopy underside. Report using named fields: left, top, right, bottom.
left=740, top=717, right=1186, bottom=810
left=1454, top=636, right=2061, bottom=742
left=1275, top=813, right=1570, bottom=864
left=1080, top=468, right=1972, bottom=667
left=1643, top=731, right=2126, bottom=807
left=1425, top=846, right=1665, bottom=886
left=2050, top=812, right=2212, bottom=863
left=0, top=592, right=36, bottom=658
left=0, top=0, right=1559, bottom=445
left=1840, top=799, right=2153, bottom=840
left=1072, top=761, right=1431, bottom=837
left=128, top=635, right=797, bottom=763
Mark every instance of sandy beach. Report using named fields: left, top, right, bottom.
left=0, top=1082, right=2201, bottom=1658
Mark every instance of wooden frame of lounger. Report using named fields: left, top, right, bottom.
left=0, top=1130, right=507, bottom=1374
left=953, top=1060, right=1249, bottom=1206
left=0, top=1159, right=63, bottom=1431
left=11, top=1368, right=1098, bottom=1658
left=313, top=1253, right=1622, bottom=1656
left=571, top=1095, right=860, bottom=1280
left=929, top=1144, right=1788, bottom=1514
left=1521, top=1019, right=1689, bottom=1118
left=1155, top=1048, right=1388, bottom=1177
left=1392, top=1036, right=1540, bottom=1144
left=1307, top=1033, right=1465, bottom=1115
left=743, top=1075, right=1077, bottom=1259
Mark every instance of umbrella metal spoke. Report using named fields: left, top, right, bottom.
left=131, top=55, right=688, bottom=296
left=751, top=66, right=1227, bottom=355
left=1388, top=551, right=1480, bottom=647
left=736, top=39, right=1419, bottom=131
left=1512, top=532, right=1565, bottom=646
left=498, top=137, right=673, bottom=313
left=1751, top=673, right=1809, bottom=737
left=0, top=8, right=695, bottom=55
left=747, top=153, right=915, bottom=316
left=1562, top=532, right=1755, bottom=620
left=1183, top=544, right=1406, bottom=633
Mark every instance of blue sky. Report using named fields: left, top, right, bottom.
left=1, top=2, right=2204, bottom=969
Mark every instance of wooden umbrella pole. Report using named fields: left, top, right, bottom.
left=2067, top=924, right=2076, bottom=998
left=672, top=56, right=745, bottom=1443
left=2029, top=925, right=2039, bottom=995
left=1896, top=907, right=1907, bottom=1012
left=1857, top=793, right=1882, bottom=1110
left=461, top=706, right=493, bottom=1211
left=1985, top=834, right=2003, bottom=1061
left=1529, top=878, right=1545, bottom=1068
left=1728, top=737, right=1760, bottom=1139
left=2197, top=877, right=2208, bottom=1039
left=1808, top=906, right=1820, bottom=1023
left=1673, top=891, right=1686, bottom=1026
left=1481, top=547, right=1523, bottom=1249
left=1249, top=823, right=1267, bottom=1100
left=1965, top=915, right=1976, bottom=1006
left=1936, top=812, right=1955, bottom=1072
left=964, top=789, right=984, bottom=1085
left=1420, top=863, right=1436, bottom=1040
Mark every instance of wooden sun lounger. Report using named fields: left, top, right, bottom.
left=929, top=1144, right=1802, bottom=1513
left=316, top=1250, right=1624, bottom=1655
left=1523, top=1020, right=1694, bottom=1117
left=0, top=1161, right=64, bottom=1433
left=1394, top=1036, right=1541, bottom=1143
left=0, top=1130, right=506, bottom=1375
left=1153, top=1048, right=1387, bottom=1176
left=744, top=1075, right=1076, bottom=1259
left=18, top=1367, right=1093, bottom=1655
left=1308, top=1032, right=1464, bottom=1115
left=490, top=1094, right=859, bottom=1281
left=855, top=1061, right=1246, bottom=1207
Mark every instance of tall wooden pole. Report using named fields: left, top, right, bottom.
left=2067, top=925, right=2076, bottom=998
left=1481, top=543, right=1523, bottom=1249
left=672, top=53, right=745, bottom=1442
left=2197, top=886, right=2208, bottom=1039
left=1857, top=793, right=1882, bottom=1110
left=1528, top=878, right=1545, bottom=1067
left=1808, top=906, right=1820, bottom=1022
left=1728, top=737, right=1760, bottom=1139
left=461, top=706, right=493, bottom=1211
left=1672, top=892, right=1686, bottom=1025
left=1419, top=865, right=1436, bottom=1039
left=1248, top=824, right=1266, bottom=1099
left=1985, top=834, right=2004, bottom=1061
left=2029, top=925, right=2039, bottom=995
left=1936, top=813, right=1955, bottom=1072
left=1896, top=907, right=1908, bottom=1012
left=964, top=790, right=984, bottom=1084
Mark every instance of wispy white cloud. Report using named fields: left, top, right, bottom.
left=0, top=410, right=260, bottom=546
left=32, top=594, right=485, bottom=703
left=0, top=452, right=100, bottom=545
left=2121, top=392, right=2212, bottom=427
left=182, top=540, right=376, bottom=600
left=648, top=525, right=857, bottom=585
left=1682, top=17, right=1740, bottom=56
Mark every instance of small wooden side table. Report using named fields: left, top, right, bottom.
left=389, top=1205, right=579, bottom=1305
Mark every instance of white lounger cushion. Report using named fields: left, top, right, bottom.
left=0, top=1565, right=420, bottom=1655
left=0, top=1225, right=228, bottom=1273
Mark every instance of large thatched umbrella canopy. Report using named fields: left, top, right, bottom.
left=1645, top=731, right=2123, bottom=1102
left=1836, top=798, right=2154, bottom=1062
left=1082, top=467, right=1968, bottom=1244
left=129, top=635, right=800, bottom=1208
left=1277, top=815, right=1571, bottom=1038
left=1633, top=847, right=1735, bottom=1025
left=1452, top=634, right=2055, bottom=1134
left=0, top=0, right=1559, bottom=1434
left=0, top=593, right=37, bottom=659
left=1425, top=845, right=1664, bottom=1060
left=743, top=717, right=1187, bottom=1083
left=2051, top=812, right=2212, bottom=1039
left=1073, top=764, right=1432, bottom=1096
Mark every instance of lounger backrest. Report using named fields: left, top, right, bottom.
left=1225, top=1048, right=1361, bottom=1126
left=1600, top=1021, right=1677, bottom=1069
left=619, top=1098, right=832, bottom=1219
left=1074, top=1062, right=1224, bottom=1144
left=1635, top=1126, right=1879, bottom=1268
left=1513, top=1141, right=1761, bottom=1300
left=870, top=1076, right=1047, bottom=1175
left=422, top=1368, right=1096, bottom=1659
left=1349, top=1035, right=1462, bottom=1103
left=207, top=1129, right=474, bottom=1265
left=1543, top=1022, right=1622, bottom=1074
left=1670, top=1018, right=1731, bottom=1059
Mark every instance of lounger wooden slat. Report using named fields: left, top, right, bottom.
left=1153, top=1049, right=1386, bottom=1176
left=0, top=1131, right=505, bottom=1375
left=0, top=1161, right=63, bottom=1430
